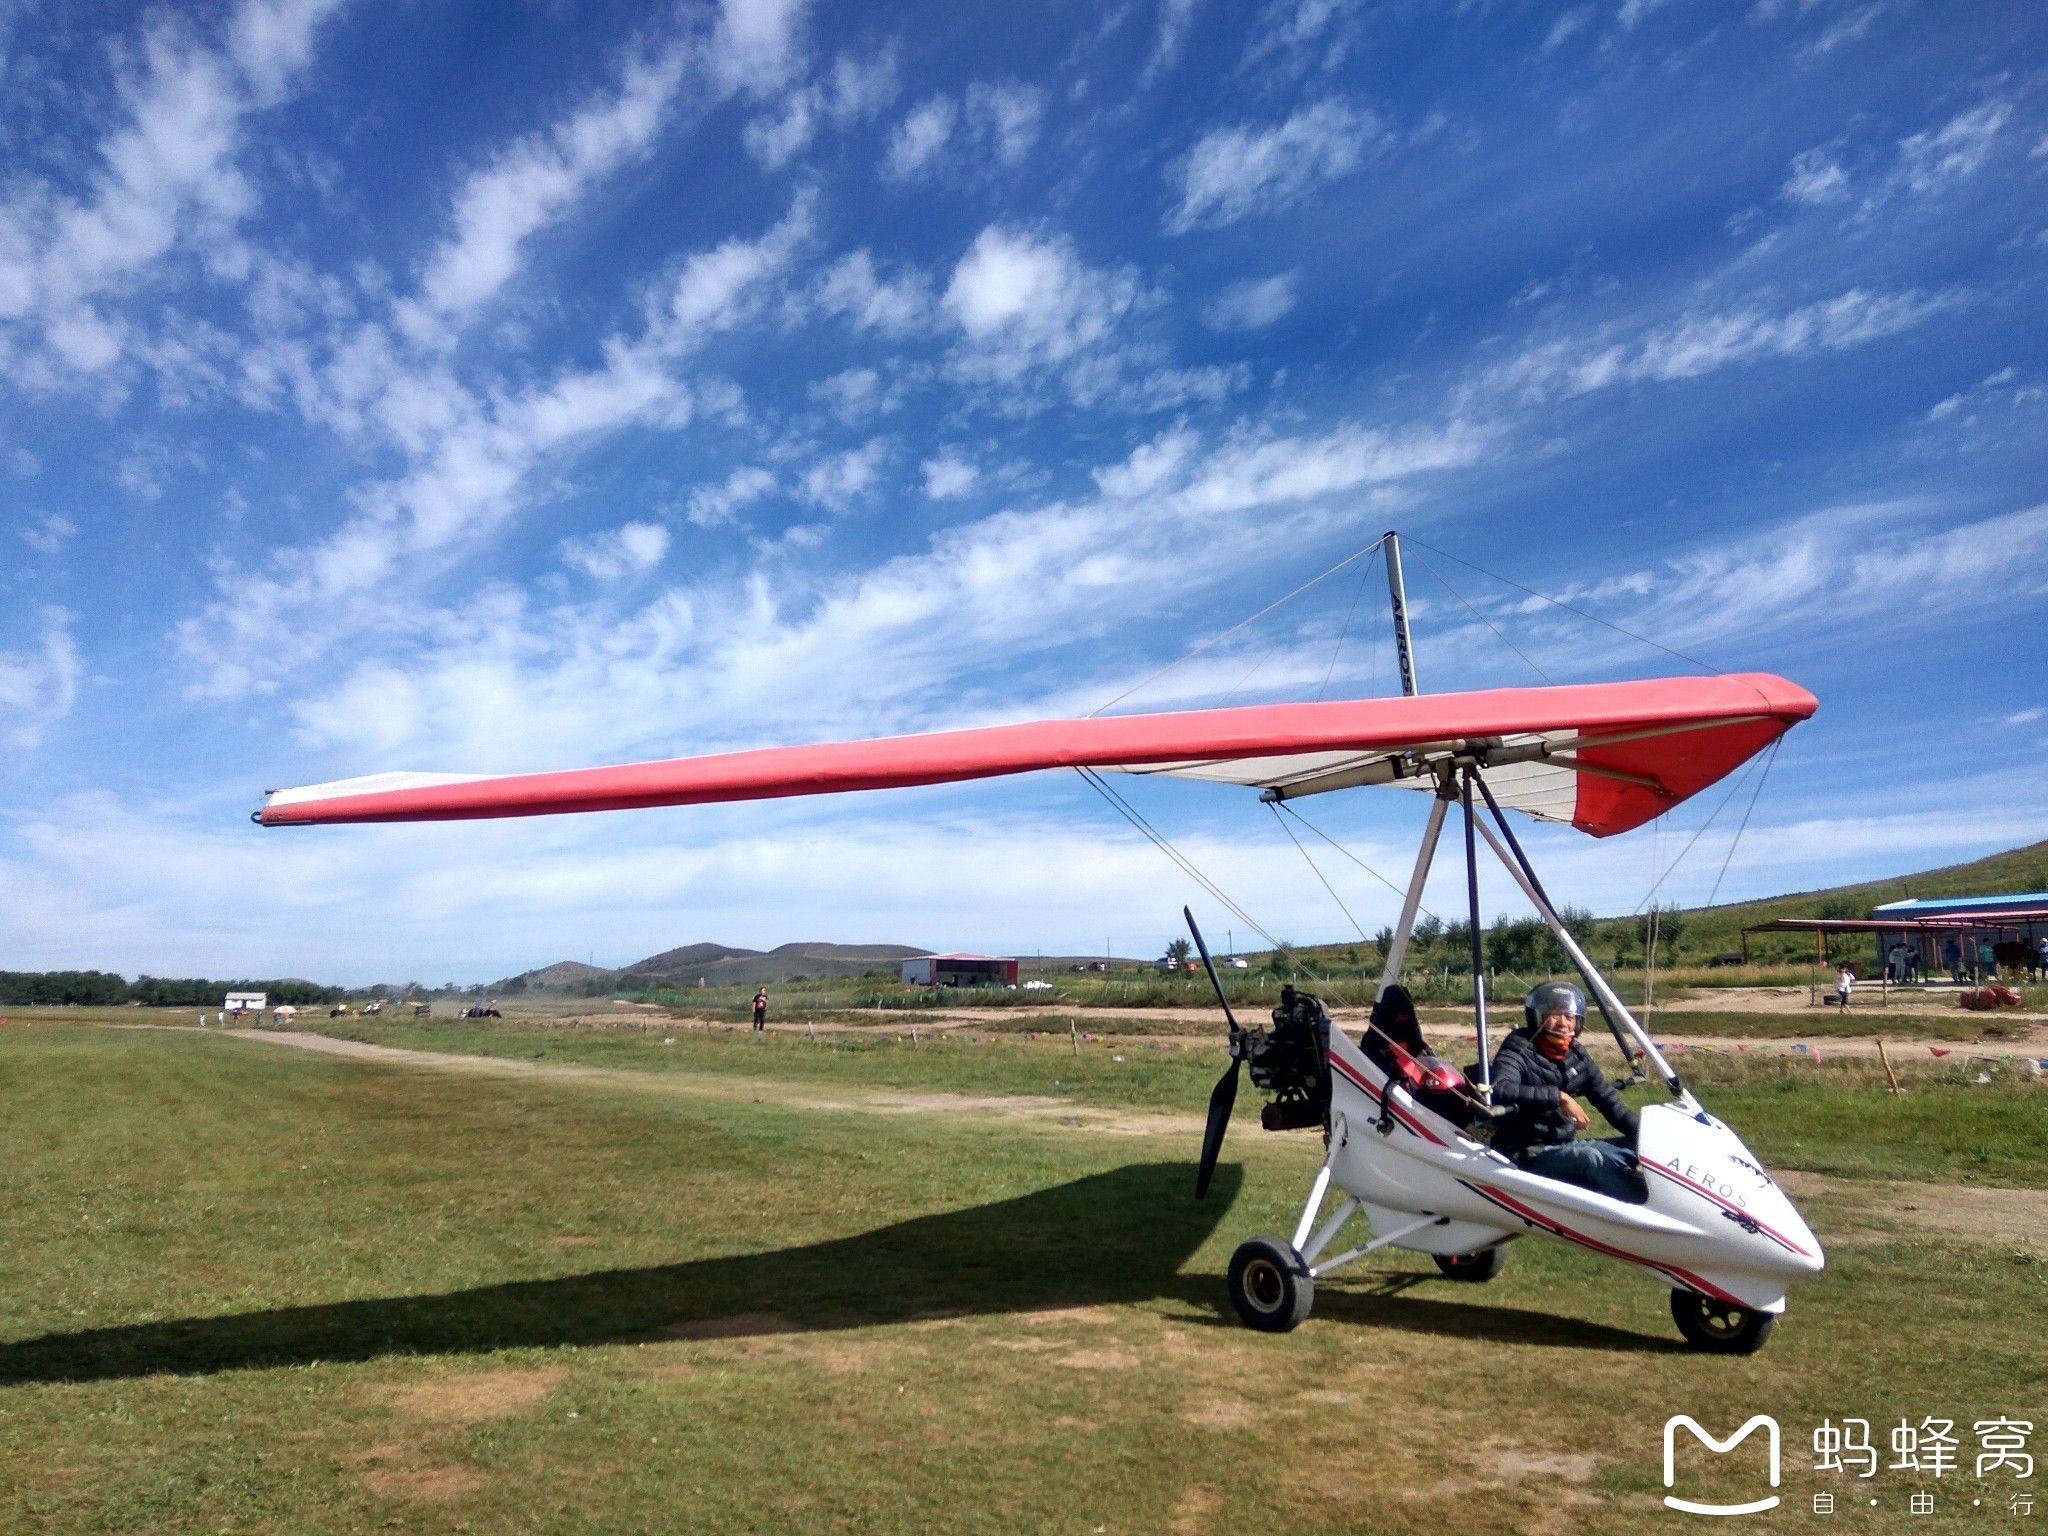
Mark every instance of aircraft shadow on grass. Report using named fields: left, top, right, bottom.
left=1, top=1162, right=1235, bottom=1386
left=0, top=1160, right=1673, bottom=1384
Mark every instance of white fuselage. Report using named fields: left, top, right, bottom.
left=1319, top=1026, right=1823, bottom=1312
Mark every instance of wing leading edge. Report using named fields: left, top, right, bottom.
left=256, top=672, right=1815, bottom=839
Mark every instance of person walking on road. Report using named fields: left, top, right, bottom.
left=751, top=988, right=768, bottom=1032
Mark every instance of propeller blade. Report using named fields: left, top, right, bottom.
left=1183, top=906, right=1240, bottom=1033
left=1194, top=1056, right=1241, bottom=1200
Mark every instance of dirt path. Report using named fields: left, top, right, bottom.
left=204, top=1027, right=2047, bottom=1248
left=530, top=1008, right=2045, bottom=1060
left=216, top=1029, right=1207, bottom=1137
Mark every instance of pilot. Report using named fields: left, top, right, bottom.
left=1488, top=981, right=1646, bottom=1204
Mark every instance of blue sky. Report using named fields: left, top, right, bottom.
left=3, top=0, right=2047, bottom=984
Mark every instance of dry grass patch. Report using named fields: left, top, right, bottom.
left=357, top=1464, right=485, bottom=1504
left=1054, top=1345, right=1139, bottom=1370
left=385, top=1365, right=564, bottom=1429
left=1170, top=1482, right=1225, bottom=1534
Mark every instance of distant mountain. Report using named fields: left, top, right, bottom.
left=629, top=942, right=762, bottom=974
left=498, top=940, right=934, bottom=992
left=509, top=960, right=619, bottom=990
left=632, top=940, right=929, bottom=987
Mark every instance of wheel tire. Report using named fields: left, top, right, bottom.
left=1227, top=1237, right=1315, bottom=1332
left=1670, top=1290, right=1778, bottom=1354
left=1432, top=1245, right=1508, bottom=1282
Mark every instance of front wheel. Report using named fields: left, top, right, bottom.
left=1227, top=1237, right=1314, bottom=1332
left=1670, top=1290, right=1777, bottom=1354
left=1433, top=1246, right=1507, bottom=1282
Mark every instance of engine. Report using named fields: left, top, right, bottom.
left=1252, top=983, right=1332, bottom=1131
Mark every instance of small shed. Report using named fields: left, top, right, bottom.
left=901, top=953, right=1020, bottom=987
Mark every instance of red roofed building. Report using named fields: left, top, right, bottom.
left=900, top=953, right=1019, bottom=987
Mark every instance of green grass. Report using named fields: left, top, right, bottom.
left=314, top=1013, right=2048, bottom=1188
left=5, top=1023, right=2045, bottom=1534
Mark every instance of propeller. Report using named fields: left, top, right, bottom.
left=1186, top=906, right=1246, bottom=1200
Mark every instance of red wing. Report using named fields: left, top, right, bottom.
left=257, top=672, right=1815, bottom=839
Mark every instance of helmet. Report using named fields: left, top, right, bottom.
left=1523, top=981, right=1585, bottom=1034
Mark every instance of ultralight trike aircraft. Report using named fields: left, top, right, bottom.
left=256, top=538, right=1824, bottom=1353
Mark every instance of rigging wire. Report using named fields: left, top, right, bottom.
left=1704, top=737, right=1782, bottom=910
left=1631, top=743, right=1771, bottom=915
left=1317, top=542, right=1383, bottom=702
left=1088, top=537, right=1386, bottom=716
left=1073, top=768, right=1280, bottom=949
left=1276, top=800, right=1445, bottom=927
left=1409, top=548, right=1554, bottom=686
left=1403, top=535, right=1718, bottom=676
left=1267, top=801, right=1371, bottom=942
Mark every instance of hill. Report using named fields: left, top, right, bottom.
left=499, top=941, right=932, bottom=993
left=505, top=961, right=619, bottom=990
left=656, top=942, right=929, bottom=987
left=1591, top=836, right=2048, bottom=964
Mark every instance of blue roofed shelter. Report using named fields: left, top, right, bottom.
left=1868, top=892, right=2048, bottom=976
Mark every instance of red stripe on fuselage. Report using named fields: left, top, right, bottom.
left=1640, top=1160, right=1811, bottom=1257
left=1463, top=1180, right=1745, bottom=1305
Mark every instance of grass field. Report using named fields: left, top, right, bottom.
left=3, top=1017, right=2044, bottom=1533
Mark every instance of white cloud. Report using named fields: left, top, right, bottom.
left=660, top=193, right=814, bottom=340
left=809, top=366, right=897, bottom=422
left=1618, top=0, right=1679, bottom=26
left=18, top=512, right=76, bottom=554
left=711, top=0, right=810, bottom=94
left=1540, top=8, right=1594, bottom=53
left=882, top=96, right=956, bottom=182
left=921, top=450, right=979, bottom=499
left=1093, top=423, right=1200, bottom=499
left=1202, top=272, right=1297, bottom=330
left=1165, top=99, right=1381, bottom=233
left=398, top=46, right=687, bottom=342
left=274, top=410, right=1485, bottom=779
left=561, top=520, right=671, bottom=580
left=743, top=47, right=897, bottom=169
left=942, top=225, right=1142, bottom=382
left=0, top=0, right=345, bottom=382
left=1781, top=147, right=1849, bottom=205
left=2004, top=707, right=2045, bottom=727
left=0, top=606, right=81, bottom=749
left=179, top=336, right=689, bottom=697
left=1483, top=287, right=1962, bottom=403
left=1140, top=0, right=1201, bottom=86
left=686, top=466, right=777, bottom=528
left=1485, top=501, right=2048, bottom=665
left=810, top=249, right=931, bottom=335
left=797, top=438, right=887, bottom=511
left=965, top=80, right=1044, bottom=167
left=1897, top=100, right=2009, bottom=196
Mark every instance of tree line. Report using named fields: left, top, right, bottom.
left=0, top=971, right=348, bottom=1007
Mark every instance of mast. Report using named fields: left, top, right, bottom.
left=1383, top=530, right=1420, bottom=698
left=1373, top=529, right=1433, bottom=1003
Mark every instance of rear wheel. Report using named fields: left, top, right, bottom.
left=1432, top=1246, right=1507, bottom=1282
left=1227, top=1237, right=1314, bottom=1332
left=1670, top=1290, right=1777, bottom=1354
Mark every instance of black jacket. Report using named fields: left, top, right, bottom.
left=1487, top=1028, right=1639, bottom=1157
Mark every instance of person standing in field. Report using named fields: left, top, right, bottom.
left=1835, top=964, right=1853, bottom=1010
left=752, top=988, right=768, bottom=1032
